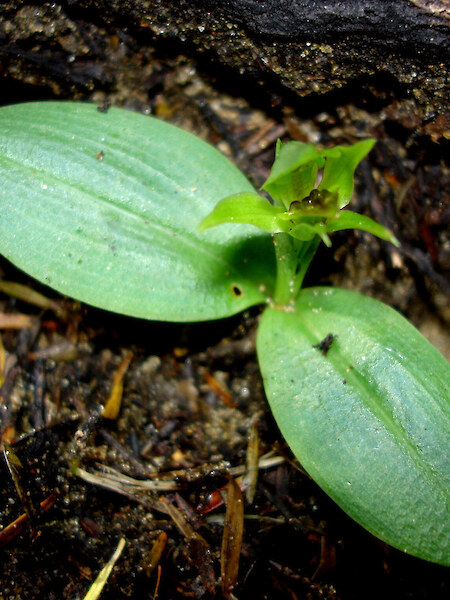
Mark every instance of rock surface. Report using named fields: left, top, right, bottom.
left=142, top=0, right=450, bottom=115
left=1, top=1, right=449, bottom=129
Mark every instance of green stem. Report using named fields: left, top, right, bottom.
left=295, top=236, right=321, bottom=293
left=272, top=233, right=297, bottom=307
left=273, top=233, right=320, bottom=308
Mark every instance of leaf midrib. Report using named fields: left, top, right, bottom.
left=1, top=152, right=254, bottom=283
left=289, top=315, right=448, bottom=495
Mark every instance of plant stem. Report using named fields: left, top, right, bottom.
left=273, top=233, right=320, bottom=308
left=295, top=236, right=321, bottom=292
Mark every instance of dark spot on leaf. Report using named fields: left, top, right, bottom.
left=313, top=333, right=337, bottom=356
left=97, top=101, right=111, bottom=113
left=231, top=284, right=243, bottom=298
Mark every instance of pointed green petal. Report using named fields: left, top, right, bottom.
left=199, top=192, right=284, bottom=232
left=318, top=139, right=376, bottom=208
left=326, top=210, right=399, bottom=246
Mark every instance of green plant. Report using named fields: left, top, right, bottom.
left=0, top=101, right=448, bottom=565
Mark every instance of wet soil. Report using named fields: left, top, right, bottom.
left=1, top=286, right=449, bottom=600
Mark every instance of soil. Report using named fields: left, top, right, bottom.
left=1, top=19, right=449, bottom=600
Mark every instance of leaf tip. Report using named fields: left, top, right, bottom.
left=197, top=215, right=215, bottom=232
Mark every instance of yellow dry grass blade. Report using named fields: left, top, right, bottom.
left=82, top=537, right=126, bottom=600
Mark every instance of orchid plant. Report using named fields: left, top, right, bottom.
left=0, top=102, right=448, bottom=565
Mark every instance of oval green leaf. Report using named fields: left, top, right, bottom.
left=257, top=287, right=450, bottom=564
left=0, top=101, right=274, bottom=321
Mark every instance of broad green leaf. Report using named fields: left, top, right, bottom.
left=326, top=210, right=399, bottom=245
left=318, top=139, right=375, bottom=208
left=0, top=101, right=275, bottom=321
left=198, top=192, right=284, bottom=232
left=257, top=287, right=450, bottom=565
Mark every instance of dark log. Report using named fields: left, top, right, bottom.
left=0, top=0, right=448, bottom=133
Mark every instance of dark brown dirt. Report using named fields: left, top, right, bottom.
left=1, top=285, right=449, bottom=600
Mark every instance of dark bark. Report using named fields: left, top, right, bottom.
left=203, top=0, right=449, bottom=55
left=0, top=1, right=448, bottom=128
